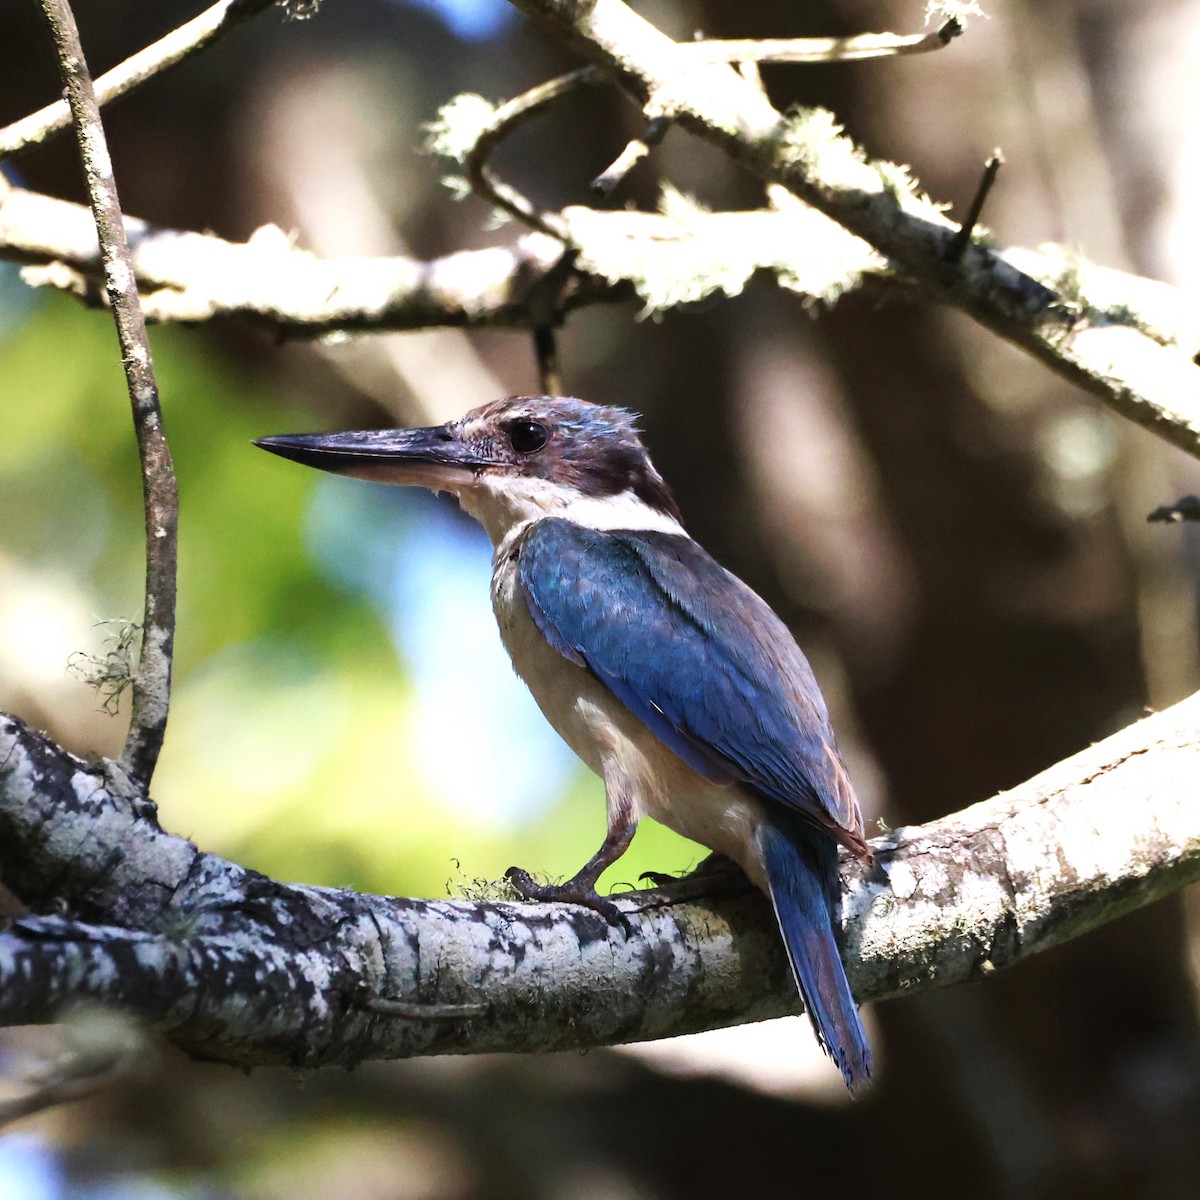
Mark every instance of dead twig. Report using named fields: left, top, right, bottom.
left=592, top=113, right=670, bottom=197
left=38, top=0, right=178, bottom=786
left=947, top=149, right=1004, bottom=263
left=680, top=20, right=963, bottom=64
left=533, top=324, right=562, bottom=394
left=1148, top=496, right=1200, bottom=524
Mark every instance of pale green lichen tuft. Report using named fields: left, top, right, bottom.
left=446, top=860, right=526, bottom=903
left=873, top=159, right=949, bottom=216
left=440, top=174, right=473, bottom=202
left=68, top=617, right=142, bottom=716
left=1034, top=248, right=1155, bottom=335
left=925, top=0, right=987, bottom=25
left=874, top=159, right=920, bottom=201
left=279, top=0, right=322, bottom=20
left=423, top=93, right=497, bottom=165
left=564, top=183, right=883, bottom=318
left=777, top=106, right=864, bottom=178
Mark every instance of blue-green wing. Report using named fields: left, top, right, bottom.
left=516, top=518, right=864, bottom=850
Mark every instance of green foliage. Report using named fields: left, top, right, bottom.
left=0, top=295, right=705, bottom=901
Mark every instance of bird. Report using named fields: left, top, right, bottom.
left=255, top=395, right=873, bottom=1093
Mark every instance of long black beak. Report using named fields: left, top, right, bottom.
left=254, top=425, right=496, bottom=487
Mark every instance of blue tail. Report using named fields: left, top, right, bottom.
left=760, top=820, right=872, bottom=1094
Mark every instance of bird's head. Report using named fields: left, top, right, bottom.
left=255, top=396, right=684, bottom=544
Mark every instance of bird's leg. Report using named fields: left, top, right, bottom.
left=505, top=797, right=637, bottom=935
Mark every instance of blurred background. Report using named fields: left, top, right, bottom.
left=2, top=0, right=1200, bottom=1195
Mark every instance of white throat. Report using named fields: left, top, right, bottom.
left=451, top=473, right=685, bottom=555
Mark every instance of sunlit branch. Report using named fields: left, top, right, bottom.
left=505, top=0, right=1200, bottom=461
left=0, top=179, right=625, bottom=329
left=680, top=20, right=962, bottom=64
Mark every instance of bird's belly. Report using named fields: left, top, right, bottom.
left=492, top=556, right=768, bottom=881
left=491, top=554, right=632, bottom=776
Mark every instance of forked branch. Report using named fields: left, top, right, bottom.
left=505, top=0, right=1200, bottom=460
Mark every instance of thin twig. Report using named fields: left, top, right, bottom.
left=38, top=0, right=178, bottom=786
left=461, top=22, right=961, bottom=219
left=533, top=324, right=562, bottom=394
left=591, top=113, right=670, bottom=197
left=1147, top=496, right=1200, bottom=524
left=679, top=19, right=963, bottom=64
left=2, top=0, right=276, bottom=159
left=463, top=68, right=601, bottom=236
left=946, top=149, right=1004, bottom=263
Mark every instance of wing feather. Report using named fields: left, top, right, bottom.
left=517, top=519, right=866, bottom=852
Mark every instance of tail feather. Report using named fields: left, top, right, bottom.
left=760, top=820, right=872, bottom=1095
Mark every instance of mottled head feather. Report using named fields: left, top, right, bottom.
left=457, top=396, right=683, bottom=523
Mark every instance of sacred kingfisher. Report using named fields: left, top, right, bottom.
left=256, top=396, right=873, bottom=1093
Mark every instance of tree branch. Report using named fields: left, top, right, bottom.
left=2, top=692, right=1198, bottom=1067
left=504, top=0, right=1200, bottom=460
left=677, top=20, right=963, bottom=65
left=0, top=177, right=890, bottom=326
left=38, top=0, right=179, bottom=786
left=0, top=177, right=619, bottom=329
left=0, top=0, right=276, bottom=159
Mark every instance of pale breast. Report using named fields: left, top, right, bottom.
left=491, top=549, right=613, bottom=776
left=490, top=549, right=769, bottom=881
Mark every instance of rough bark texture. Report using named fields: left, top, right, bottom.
left=504, top=0, right=1200, bottom=459
left=3, top=692, right=1198, bottom=1069
left=0, top=178, right=616, bottom=332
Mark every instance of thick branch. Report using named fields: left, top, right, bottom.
left=2, top=694, right=1198, bottom=1068
left=0, top=179, right=888, bottom=325
left=38, top=0, right=178, bottom=785
left=0, top=179, right=620, bottom=329
left=505, top=0, right=1200, bottom=460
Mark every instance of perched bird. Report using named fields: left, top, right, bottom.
left=256, top=396, right=873, bottom=1092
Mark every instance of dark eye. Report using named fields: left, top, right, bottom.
left=508, top=419, right=549, bottom=454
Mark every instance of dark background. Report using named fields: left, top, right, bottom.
left=2, top=0, right=1200, bottom=1196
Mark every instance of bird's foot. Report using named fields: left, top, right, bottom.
left=635, top=854, right=749, bottom=908
left=504, top=866, right=633, bottom=937
left=637, top=869, right=682, bottom=889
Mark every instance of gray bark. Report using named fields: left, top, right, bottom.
left=3, top=692, right=1198, bottom=1068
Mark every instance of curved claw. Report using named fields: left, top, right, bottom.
left=638, top=869, right=679, bottom=888
left=505, top=866, right=634, bottom=938
left=631, top=855, right=751, bottom=910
